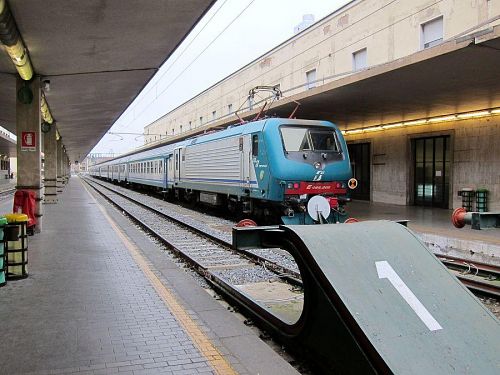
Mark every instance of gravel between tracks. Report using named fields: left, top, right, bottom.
left=86, top=178, right=281, bottom=286
left=86, top=177, right=500, bottom=317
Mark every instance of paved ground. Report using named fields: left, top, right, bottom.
left=348, top=200, right=499, bottom=244
left=348, top=200, right=500, bottom=266
left=0, top=178, right=298, bottom=375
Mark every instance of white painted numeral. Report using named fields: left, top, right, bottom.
left=376, top=261, right=442, bottom=331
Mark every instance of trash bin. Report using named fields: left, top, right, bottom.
left=458, top=189, right=475, bottom=212
left=0, top=216, right=7, bottom=287
left=13, top=190, right=37, bottom=234
left=4, top=213, right=29, bottom=280
left=476, top=189, right=488, bottom=213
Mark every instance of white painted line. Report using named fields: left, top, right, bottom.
left=376, top=261, right=443, bottom=331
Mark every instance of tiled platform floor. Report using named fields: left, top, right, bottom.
left=348, top=200, right=500, bottom=245
left=0, top=178, right=298, bottom=375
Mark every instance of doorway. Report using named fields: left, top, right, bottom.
left=347, top=142, right=371, bottom=200
left=413, top=136, right=450, bottom=208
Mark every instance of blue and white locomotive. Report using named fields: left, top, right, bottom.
left=90, top=118, right=356, bottom=224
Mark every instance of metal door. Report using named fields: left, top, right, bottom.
left=174, top=148, right=181, bottom=183
left=347, top=142, right=371, bottom=200
left=413, top=136, right=450, bottom=208
left=163, top=157, right=168, bottom=188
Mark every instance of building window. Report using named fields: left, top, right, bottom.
left=180, top=125, right=183, bottom=133
left=306, top=69, right=316, bottom=89
left=421, top=16, right=443, bottom=49
left=228, top=104, right=233, bottom=114
left=200, top=116, right=203, bottom=125
left=189, top=121, right=192, bottom=130
left=352, top=48, right=367, bottom=71
left=212, top=111, right=216, bottom=120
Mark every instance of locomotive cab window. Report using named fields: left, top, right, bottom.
left=280, top=126, right=340, bottom=153
left=252, top=134, right=259, bottom=156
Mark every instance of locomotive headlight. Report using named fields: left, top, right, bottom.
left=293, top=182, right=299, bottom=189
left=287, top=183, right=293, bottom=189
left=314, top=162, right=321, bottom=169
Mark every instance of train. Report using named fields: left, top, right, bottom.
left=89, top=117, right=356, bottom=224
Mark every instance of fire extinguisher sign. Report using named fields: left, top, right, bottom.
left=21, top=131, right=36, bottom=151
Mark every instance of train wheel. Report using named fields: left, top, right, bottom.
left=235, top=219, right=257, bottom=227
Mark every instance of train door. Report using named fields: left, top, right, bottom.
left=163, top=157, right=169, bottom=188
left=239, top=136, right=251, bottom=190
left=174, top=148, right=181, bottom=184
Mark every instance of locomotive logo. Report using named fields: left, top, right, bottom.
left=312, top=170, right=324, bottom=181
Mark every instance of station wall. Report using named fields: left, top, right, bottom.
left=346, top=116, right=500, bottom=210
left=144, top=0, right=500, bottom=143
left=142, top=0, right=500, bottom=210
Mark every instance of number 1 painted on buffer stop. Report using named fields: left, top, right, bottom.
left=376, top=261, right=443, bottom=331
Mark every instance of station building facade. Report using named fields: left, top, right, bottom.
left=144, top=0, right=500, bottom=211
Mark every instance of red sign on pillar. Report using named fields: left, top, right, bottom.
left=21, top=131, right=36, bottom=151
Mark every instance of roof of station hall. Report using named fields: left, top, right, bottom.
left=0, top=0, right=216, bottom=162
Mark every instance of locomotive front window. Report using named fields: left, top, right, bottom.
left=280, top=127, right=311, bottom=151
left=309, top=130, right=339, bottom=152
left=280, top=127, right=339, bottom=152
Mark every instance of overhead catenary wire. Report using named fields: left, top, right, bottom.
left=124, top=0, right=256, bottom=128
left=121, top=0, right=230, bottom=127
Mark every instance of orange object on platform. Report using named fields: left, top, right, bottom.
left=451, top=207, right=467, bottom=228
left=13, top=190, right=37, bottom=228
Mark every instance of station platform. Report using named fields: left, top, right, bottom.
left=348, top=200, right=500, bottom=266
left=0, top=178, right=299, bottom=375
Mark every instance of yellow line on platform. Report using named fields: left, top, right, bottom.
left=81, top=179, right=237, bottom=375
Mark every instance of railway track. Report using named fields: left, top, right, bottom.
left=83, top=177, right=305, bottom=325
left=0, top=188, right=15, bottom=199
left=82, top=176, right=500, bottom=373
left=85, top=176, right=500, bottom=300
left=436, top=254, right=500, bottom=298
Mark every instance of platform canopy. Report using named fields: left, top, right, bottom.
left=144, top=23, right=497, bottom=149
left=0, top=0, right=215, bottom=162
left=267, top=26, right=500, bottom=129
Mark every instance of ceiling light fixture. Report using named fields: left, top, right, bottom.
left=343, top=108, right=500, bottom=135
left=40, top=94, right=53, bottom=124
left=0, top=0, right=33, bottom=80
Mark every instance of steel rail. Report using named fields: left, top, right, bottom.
left=436, top=254, right=500, bottom=298
left=84, top=177, right=301, bottom=281
left=85, top=177, right=500, bottom=300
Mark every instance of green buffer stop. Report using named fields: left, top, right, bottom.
left=233, top=221, right=500, bottom=374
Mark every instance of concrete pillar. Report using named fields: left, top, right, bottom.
left=56, top=138, right=64, bottom=192
left=63, top=150, right=69, bottom=184
left=16, top=77, right=43, bottom=232
left=43, top=123, right=58, bottom=203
